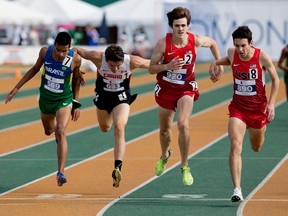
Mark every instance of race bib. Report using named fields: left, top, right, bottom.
left=44, top=74, right=64, bottom=93
left=235, top=78, right=256, bottom=96
left=63, top=55, right=72, bottom=67
left=162, top=69, right=187, bottom=85
left=103, top=78, right=124, bottom=92
left=154, top=84, right=161, bottom=97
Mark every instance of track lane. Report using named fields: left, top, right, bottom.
left=0, top=73, right=233, bottom=155
left=1, top=64, right=286, bottom=216
left=0, top=99, right=232, bottom=216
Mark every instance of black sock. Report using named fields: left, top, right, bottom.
left=115, top=160, right=122, bottom=171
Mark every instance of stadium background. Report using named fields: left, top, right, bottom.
left=0, top=0, right=287, bottom=215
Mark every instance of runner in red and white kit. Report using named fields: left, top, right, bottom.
left=74, top=45, right=150, bottom=188
left=210, top=26, right=279, bottom=202
left=149, top=7, right=223, bottom=186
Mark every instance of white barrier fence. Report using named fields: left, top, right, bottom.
left=0, top=45, right=107, bottom=71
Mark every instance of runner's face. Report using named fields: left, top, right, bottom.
left=172, top=18, right=189, bottom=39
left=107, top=60, right=124, bottom=73
left=53, top=44, right=70, bottom=62
left=233, top=38, right=252, bottom=59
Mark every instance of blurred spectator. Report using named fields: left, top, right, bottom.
left=118, top=32, right=132, bottom=54
left=11, top=24, right=21, bottom=45
left=37, top=24, right=51, bottom=45
left=131, top=27, right=152, bottom=58
left=85, top=24, right=99, bottom=46
left=133, top=26, right=148, bottom=43
left=19, top=26, right=29, bottom=46
left=29, top=25, right=40, bottom=46
left=0, top=25, right=11, bottom=45
left=70, top=26, right=85, bottom=45
left=46, top=32, right=55, bottom=45
left=7, top=24, right=52, bottom=46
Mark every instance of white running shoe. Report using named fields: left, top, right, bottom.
left=231, top=188, right=244, bottom=202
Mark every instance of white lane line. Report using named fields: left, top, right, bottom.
left=237, top=153, right=288, bottom=216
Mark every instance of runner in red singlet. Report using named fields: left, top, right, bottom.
left=210, top=26, right=279, bottom=202
left=149, top=7, right=223, bottom=186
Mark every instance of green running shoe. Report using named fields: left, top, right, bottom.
left=181, top=166, right=193, bottom=186
left=155, top=149, right=172, bottom=176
